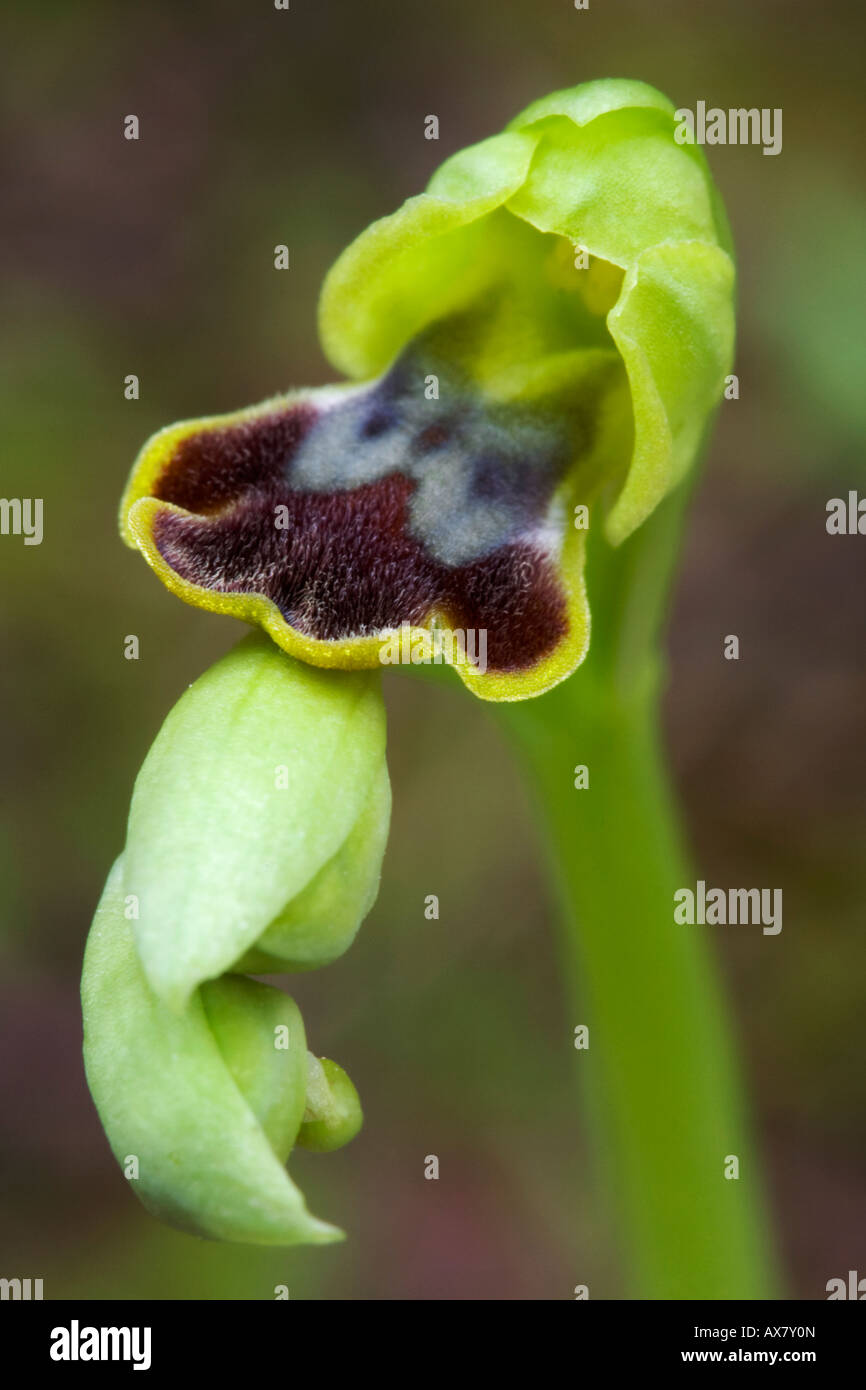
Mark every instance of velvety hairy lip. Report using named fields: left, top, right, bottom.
left=130, top=332, right=578, bottom=683
left=154, top=403, right=319, bottom=515
left=152, top=474, right=568, bottom=673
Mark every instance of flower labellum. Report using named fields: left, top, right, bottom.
left=121, top=78, right=734, bottom=701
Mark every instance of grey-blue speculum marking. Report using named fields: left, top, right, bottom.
left=288, top=334, right=575, bottom=567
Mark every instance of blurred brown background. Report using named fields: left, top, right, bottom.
left=1, top=0, right=864, bottom=1298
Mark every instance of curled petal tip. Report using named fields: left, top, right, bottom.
left=297, top=1056, right=364, bottom=1154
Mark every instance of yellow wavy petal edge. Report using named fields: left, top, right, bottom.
left=120, top=408, right=590, bottom=704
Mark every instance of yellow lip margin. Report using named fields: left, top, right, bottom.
left=120, top=406, right=589, bottom=703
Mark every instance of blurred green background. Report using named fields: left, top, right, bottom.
left=1, top=0, right=864, bottom=1299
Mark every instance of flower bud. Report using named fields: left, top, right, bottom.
left=82, top=859, right=359, bottom=1245
left=297, top=1056, right=363, bottom=1154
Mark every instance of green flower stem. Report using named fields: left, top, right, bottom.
left=503, top=487, right=780, bottom=1299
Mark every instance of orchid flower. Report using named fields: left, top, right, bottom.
left=82, top=80, right=777, bottom=1296
left=119, top=79, right=733, bottom=700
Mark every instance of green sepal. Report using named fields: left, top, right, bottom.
left=199, top=975, right=307, bottom=1164
left=318, top=77, right=736, bottom=548
left=123, top=633, right=388, bottom=1009
left=238, top=762, right=391, bottom=974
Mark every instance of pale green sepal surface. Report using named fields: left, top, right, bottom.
left=504, top=110, right=723, bottom=271
left=605, top=241, right=735, bottom=543
left=239, top=762, right=391, bottom=974
left=318, top=131, right=536, bottom=381
left=506, top=77, right=676, bottom=132
left=123, top=633, right=387, bottom=1009
left=200, top=975, right=307, bottom=1163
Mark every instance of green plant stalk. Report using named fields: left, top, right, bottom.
left=503, top=484, right=780, bottom=1299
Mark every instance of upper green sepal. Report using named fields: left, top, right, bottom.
left=319, top=77, right=735, bottom=546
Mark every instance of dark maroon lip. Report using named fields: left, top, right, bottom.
left=153, top=472, right=568, bottom=674
left=146, top=323, right=577, bottom=675
left=154, top=402, right=319, bottom=516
